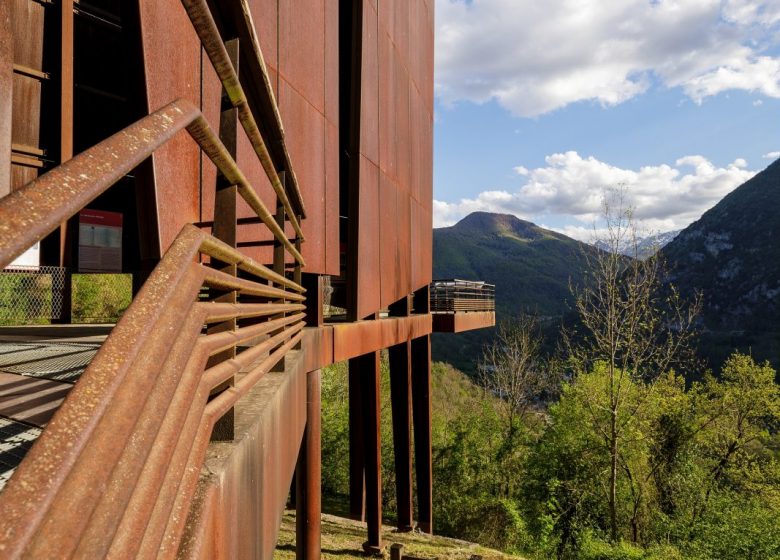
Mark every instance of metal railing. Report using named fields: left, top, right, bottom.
left=0, top=226, right=305, bottom=558
left=430, top=279, right=495, bottom=313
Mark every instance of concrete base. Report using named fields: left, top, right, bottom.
left=177, top=350, right=308, bottom=560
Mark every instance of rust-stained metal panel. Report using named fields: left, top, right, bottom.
left=325, top=121, right=340, bottom=275
left=246, top=0, right=278, bottom=92
left=199, top=46, right=222, bottom=226
left=395, top=56, right=412, bottom=195
left=432, top=312, right=497, bottom=333
left=410, top=83, right=424, bottom=205
left=378, top=29, right=397, bottom=182
left=355, top=0, right=434, bottom=315
left=410, top=200, right=422, bottom=292
left=301, top=326, right=334, bottom=372
left=359, top=0, right=379, bottom=166
left=324, top=1, right=339, bottom=125
left=393, top=0, right=410, bottom=73
left=279, top=77, right=326, bottom=272
left=380, top=174, right=398, bottom=308
left=397, top=191, right=412, bottom=296
left=139, top=0, right=201, bottom=254
left=279, top=0, right=324, bottom=113
left=356, top=155, right=380, bottom=319
left=422, top=207, right=433, bottom=285
left=183, top=358, right=308, bottom=559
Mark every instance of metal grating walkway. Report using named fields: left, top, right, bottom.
left=0, top=417, right=42, bottom=492
left=0, top=341, right=100, bottom=383
left=0, top=338, right=103, bottom=492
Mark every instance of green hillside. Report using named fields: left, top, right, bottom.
left=432, top=212, right=596, bottom=374
left=662, top=159, right=780, bottom=370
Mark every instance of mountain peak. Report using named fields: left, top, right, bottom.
left=450, top=212, right=546, bottom=240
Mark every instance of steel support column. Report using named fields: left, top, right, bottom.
left=208, top=37, right=240, bottom=441
left=412, top=334, right=432, bottom=533
left=389, top=340, right=414, bottom=532
left=0, top=0, right=11, bottom=196
left=350, top=351, right=383, bottom=553
left=295, top=369, right=321, bottom=560
left=348, top=358, right=365, bottom=521
left=56, top=0, right=75, bottom=323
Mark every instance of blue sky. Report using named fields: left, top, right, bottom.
left=432, top=0, right=780, bottom=239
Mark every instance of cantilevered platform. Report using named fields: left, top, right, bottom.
left=429, top=279, right=495, bottom=333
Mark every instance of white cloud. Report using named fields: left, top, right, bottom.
left=433, top=152, right=756, bottom=239
left=436, top=0, right=780, bottom=117
left=513, top=166, right=529, bottom=176
left=763, top=150, right=780, bottom=158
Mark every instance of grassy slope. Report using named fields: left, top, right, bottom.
left=274, top=511, right=527, bottom=559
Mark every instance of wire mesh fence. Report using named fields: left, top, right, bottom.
left=71, top=273, right=132, bottom=324
left=0, top=266, right=66, bottom=324
left=0, top=267, right=132, bottom=325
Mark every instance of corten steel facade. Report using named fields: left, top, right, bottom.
left=0, top=1, right=490, bottom=558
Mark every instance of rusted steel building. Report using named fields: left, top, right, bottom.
left=0, top=1, right=494, bottom=558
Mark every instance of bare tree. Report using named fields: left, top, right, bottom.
left=566, top=193, right=701, bottom=542
left=479, top=315, right=558, bottom=436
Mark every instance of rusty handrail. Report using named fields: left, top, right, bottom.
left=180, top=0, right=307, bottom=238
left=0, top=98, right=304, bottom=271
left=0, top=224, right=306, bottom=558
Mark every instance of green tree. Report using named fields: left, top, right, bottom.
left=692, top=353, right=780, bottom=524
left=567, top=198, right=700, bottom=542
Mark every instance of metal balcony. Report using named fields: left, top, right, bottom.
left=430, top=279, right=496, bottom=333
